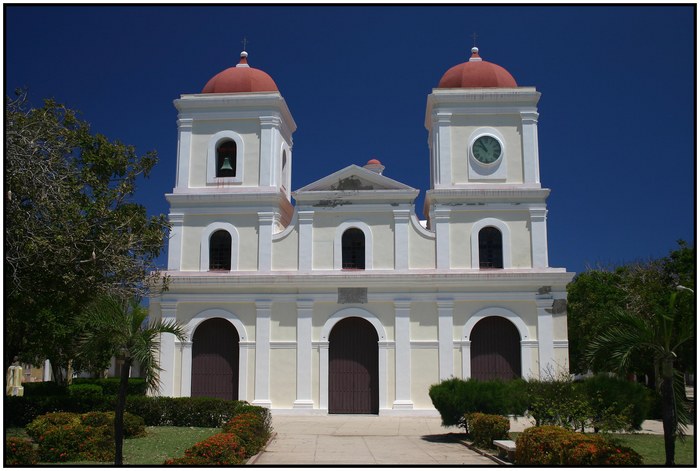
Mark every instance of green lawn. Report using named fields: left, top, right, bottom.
left=610, top=433, right=695, bottom=465
left=123, top=426, right=220, bottom=464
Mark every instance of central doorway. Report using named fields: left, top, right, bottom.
left=470, top=316, right=521, bottom=380
left=328, top=317, right=379, bottom=414
left=191, top=318, right=239, bottom=400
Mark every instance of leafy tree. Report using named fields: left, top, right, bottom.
left=78, top=295, right=186, bottom=466
left=5, top=91, right=169, bottom=378
left=566, top=268, right=626, bottom=374
left=585, top=281, right=694, bottom=465
left=567, top=241, right=694, bottom=379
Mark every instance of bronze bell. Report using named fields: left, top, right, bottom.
left=219, top=156, right=233, bottom=171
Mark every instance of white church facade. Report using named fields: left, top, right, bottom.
left=150, top=47, right=574, bottom=414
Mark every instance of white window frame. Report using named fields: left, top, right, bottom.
left=207, top=130, right=245, bottom=185
left=200, top=222, right=239, bottom=271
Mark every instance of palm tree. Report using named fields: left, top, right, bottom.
left=79, top=295, right=186, bottom=465
left=585, top=288, right=694, bottom=466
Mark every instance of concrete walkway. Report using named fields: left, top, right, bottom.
left=253, top=414, right=495, bottom=465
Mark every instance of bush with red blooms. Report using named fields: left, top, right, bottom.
left=515, top=425, right=642, bottom=465
left=5, top=437, right=38, bottom=465
left=164, top=433, right=246, bottom=465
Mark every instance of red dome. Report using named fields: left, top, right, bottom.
left=202, top=52, right=279, bottom=94
left=438, top=48, right=517, bottom=88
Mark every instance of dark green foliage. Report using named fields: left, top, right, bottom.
left=464, top=412, right=510, bottom=448
left=5, top=437, right=38, bottom=465
left=6, top=92, right=169, bottom=381
left=515, top=425, right=643, bottom=465
left=429, top=378, right=528, bottom=428
left=72, top=377, right=148, bottom=396
left=24, top=411, right=147, bottom=463
left=68, top=383, right=103, bottom=397
left=580, top=374, right=652, bottom=430
left=125, top=396, right=270, bottom=427
left=80, top=411, right=146, bottom=438
left=5, top=394, right=114, bottom=428
left=22, top=381, right=68, bottom=396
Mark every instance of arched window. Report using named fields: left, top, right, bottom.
left=479, top=227, right=503, bottom=269
left=342, top=228, right=365, bottom=270
left=216, top=140, right=236, bottom=178
left=209, top=230, right=232, bottom=270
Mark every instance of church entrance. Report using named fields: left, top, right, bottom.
left=328, top=317, right=379, bottom=414
left=470, top=316, right=521, bottom=380
left=191, top=318, right=239, bottom=400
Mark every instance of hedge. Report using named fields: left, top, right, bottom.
left=429, top=378, right=528, bottom=428
left=5, top=394, right=270, bottom=429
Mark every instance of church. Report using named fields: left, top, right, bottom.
left=150, top=45, right=574, bottom=415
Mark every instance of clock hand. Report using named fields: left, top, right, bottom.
left=480, top=141, right=488, bottom=152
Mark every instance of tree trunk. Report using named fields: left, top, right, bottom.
left=660, top=360, right=677, bottom=466
left=114, top=358, right=132, bottom=466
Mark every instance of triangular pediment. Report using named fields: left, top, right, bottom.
left=295, top=165, right=416, bottom=193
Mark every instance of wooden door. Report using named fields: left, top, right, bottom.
left=191, top=318, right=239, bottom=400
left=470, top=316, right=521, bottom=380
left=329, top=317, right=379, bottom=414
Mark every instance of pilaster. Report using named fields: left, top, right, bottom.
left=298, top=211, right=314, bottom=272
left=259, top=115, right=282, bottom=188
left=167, top=213, right=184, bottom=271
left=175, top=118, right=192, bottom=190
left=393, top=300, right=413, bottom=409
left=530, top=208, right=549, bottom=268
left=258, top=212, right=276, bottom=272
left=158, top=302, right=178, bottom=397
left=437, top=299, right=455, bottom=380
left=434, top=209, right=451, bottom=269
left=536, top=298, right=555, bottom=378
left=393, top=210, right=410, bottom=271
left=294, top=300, right=314, bottom=409
left=521, top=111, right=541, bottom=185
left=253, top=300, right=272, bottom=407
left=434, top=112, right=453, bottom=188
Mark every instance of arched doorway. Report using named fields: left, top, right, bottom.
left=191, top=318, right=239, bottom=400
left=328, top=317, right=379, bottom=414
left=470, top=316, right=521, bottom=380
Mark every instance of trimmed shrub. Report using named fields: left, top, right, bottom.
left=125, top=396, right=268, bottom=427
left=25, top=412, right=81, bottom=442
left=222, top=412, right=271, bottom=454
left=8, top=394, right=271, bottom=430
left=69, top=383, right=103, bottom=397
left=22, top=381, right=68, bottom=396
left=515, top=425, right=571, bottom=465
left=515, top=425, right=643, bottom=465
left=465, top=412, right=510, bottom=448
left=429, top=378, right=527, bottom=429
left=164, top=433, right=247, bottom=465
left=26, top=412, right=113, bottom=463
left=5, top=437, right=38, bottom=465
left=79, top=411, right=147, bottom=438
left=73, top=377, right=148, bottom=396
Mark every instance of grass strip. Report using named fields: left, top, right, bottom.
left=123, top=426, right=220, bottom=465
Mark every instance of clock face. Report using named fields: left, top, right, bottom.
left=472, top=135, right=502, bottom=164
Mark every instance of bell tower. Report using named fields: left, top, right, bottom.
left=166, top=51, right=296, bottom=272
left=424, top=47, right=551, bottom=270
left=172, top=51, right=296, bottom=202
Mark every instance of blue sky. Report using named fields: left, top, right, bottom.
left=6, top=4, right=695, bottom=275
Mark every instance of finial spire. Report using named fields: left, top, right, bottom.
left=237, top=36, right=250, bottom=67
left=471, top=32, right=478, bottom=48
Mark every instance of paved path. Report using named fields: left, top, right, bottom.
left=253, top=414, right=494, bottom=465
